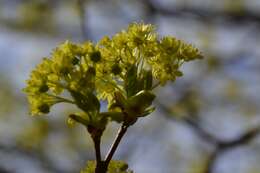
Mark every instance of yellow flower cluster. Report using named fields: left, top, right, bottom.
left=23, top=22, right=202, bottom=129
left=81, top=160, right=132, bottom=173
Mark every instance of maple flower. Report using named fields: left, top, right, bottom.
left=23, top=22, right=202, bottom=128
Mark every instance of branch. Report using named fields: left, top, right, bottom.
left=77, top=0, right=90, bottom=40
left=143, top=0, right=260, bottom=23
left=0, top=167, right=10, bottom=173
left=87, top=126, right=104, bottom=173
left=156, top=100, right=218, bottom=145
left=218, top=126, right=260, bottom=150
left=156, top=98, right=260, bottom=173
left=94, top=137, right=102, bottom=162
left=204, top=125, right=260, bottom=173
left=104, top=124, right=129, bottom=165
left=0, top=144, right=67, bottom=173
left=184, top=118, right=219, bottom=145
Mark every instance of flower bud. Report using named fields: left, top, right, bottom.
left=90, top=51, right=101, bottom=62
left=87, top=67, right=96, bottom=76
left=175, top=70, right=183, bottom=77
left=38, top=104, right=50, bottom=114
left=38, top=84, right=49, bottom=93
left=60, top=67, right=70, bottom=75
left=111, top=64, right=122, bottom=75
left=72, top=57, right=80, bottom=65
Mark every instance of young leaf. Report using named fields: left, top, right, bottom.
left=127, top=90, right=155, bottom=115
left=68, top=114, right=90, bottom=126
left=70, top=90, right=100, bottom=114
left=124, top=65, right=138, bottom=97
left=138, top=107, right=156, bottom=117
left=141, top=70, right=153, bottom=90
left=99, top=112, right=124, bottom=123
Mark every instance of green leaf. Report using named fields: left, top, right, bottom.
left=70, top=90, right=100, bottom=114
left=124, top=65, right=138, bottom=97
left=114, top=91, right=127, bottom=108
left=138, top=107, right=155, bottom=117
left=124, top=90, right=156, bottom=117
left=127, top=90, right=155, bottom=111
left=81, top=160, right=133, bottom=173
left=100, top=112, right=124, bottom=123
left=68, top=114, right=90, bottom=126
left=142, top=70, right=153, bottom=90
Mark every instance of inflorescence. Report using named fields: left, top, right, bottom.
left=23, top=22, right=202, bottom=130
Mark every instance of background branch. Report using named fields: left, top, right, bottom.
left=204, top=126, right=260, bottom=173
left=0, top=144, right=67, bottom=173
left=143, top=0, right=260, bottom=24
left=156, top=101, right=260, bottom=173
left=77, top=0, right=90, bottom=40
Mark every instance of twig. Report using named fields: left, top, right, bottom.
left=184, top=118, right=218, bottom=145
left=157, top=99, right=260, bottom=173
left=0, top=167, right=10, bottom=173
left=143, top=0, right=260, bottom=23
left=104, top=124, right=129, bottom=165
left=204, top=126, right=260, bottom=173
left=94, top=137, right=102, bottom=162
left=77, top=0, right=89, bottom=40
left=155, top=100, right=218, bottom=145
left=0, top=143, right=67, bottom=173
left=151, top=81, right=160, bottom=90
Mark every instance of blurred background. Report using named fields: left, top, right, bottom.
left=0, top=0, right=260, bottom=173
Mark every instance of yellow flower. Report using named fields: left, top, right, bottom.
left=24, top=22, right=203, bottom=127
